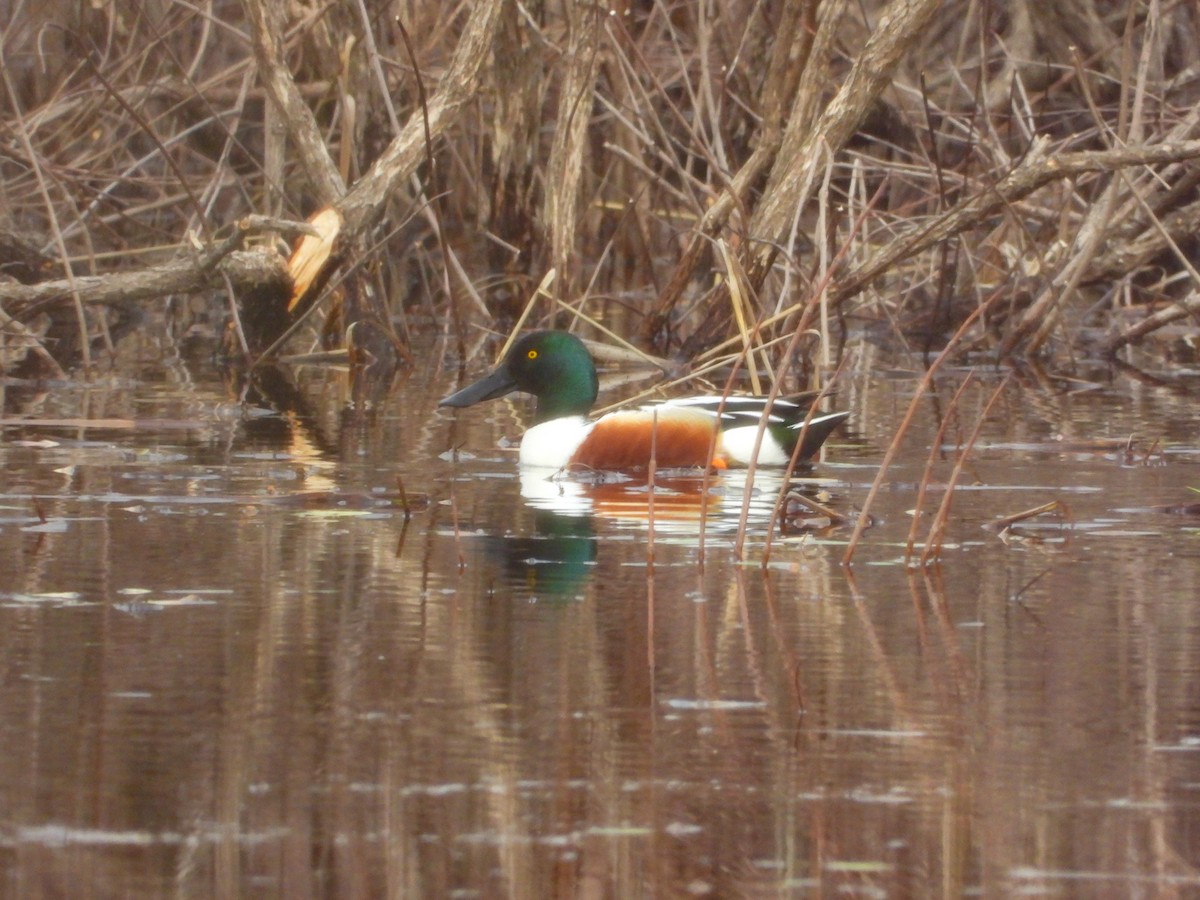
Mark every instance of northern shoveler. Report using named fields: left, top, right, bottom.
left=439, top=330, right=849, bottom=471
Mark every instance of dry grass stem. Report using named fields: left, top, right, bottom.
left=904, top=373, right=977, bottom=564
left=920, top=375, right=1011, bottom=565
left=5, top=1, right=1200, bottom=372
left=843, top=297, right=997, bottom=566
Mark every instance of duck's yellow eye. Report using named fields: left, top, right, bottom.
left=527, top=349, right=538, bottom=360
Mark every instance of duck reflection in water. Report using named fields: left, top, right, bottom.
left=475, top=507, right=597, bottom=600
left=474, top=468, right=838, bottom=599
left=519, top=466, right=818, bottom=536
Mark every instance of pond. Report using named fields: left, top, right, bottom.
left=2, top=333, right=1200, bottom=897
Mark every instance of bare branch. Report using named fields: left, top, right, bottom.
left=0, top=226, right=282, bottom=308
left=338, top=0, right=506, bottom=237
left=747, top=0, right=944, bottom=265
left=240, top=0, right=346, bottom=204
left=829, top=138, right=1200, bottom=308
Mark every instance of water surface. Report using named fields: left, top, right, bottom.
left=2, top=339, right=1200, bottom=896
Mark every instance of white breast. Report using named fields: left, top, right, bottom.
left=519, top=416, right=594, bottom=468
left=719, top=424, right=790, bottom=466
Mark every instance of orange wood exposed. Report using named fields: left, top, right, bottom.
left=287, top=207, right=342, bottom=311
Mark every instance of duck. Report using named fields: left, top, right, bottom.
left=438, top=330, right=849, bottom=471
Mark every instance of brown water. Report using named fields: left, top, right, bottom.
left=2, top=336, right=1200, bottom=897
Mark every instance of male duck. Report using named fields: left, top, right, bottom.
left=439, top=330, right=849, bottom=471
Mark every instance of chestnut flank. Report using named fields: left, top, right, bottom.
left=569, top=410, right=721, bottom=470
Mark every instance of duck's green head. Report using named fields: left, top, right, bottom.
left=439, top=331, right=599, bottom=423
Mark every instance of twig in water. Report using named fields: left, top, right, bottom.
left=920, top=374, right=1011, bottom=565
left=779, top=490, right=845, bottom=526
left=903, top=373, right=975, bottom=565
left=647, top=409, right=657, bottom=567
left=646, top=537, right=657, bottom=701
left=762, top=354, right=848, bottom=567
left=1140, top=437, right=1162, bottom=466
left=843, top=293, right=1000, bottom=566
left=395, top=475, right=413, bottom=521
left=984, top=500, right=1072, bottom=536
left=394, top=517, right=410, bottom=560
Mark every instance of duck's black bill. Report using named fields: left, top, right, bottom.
left=438, top=367, right=519, bottom=408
